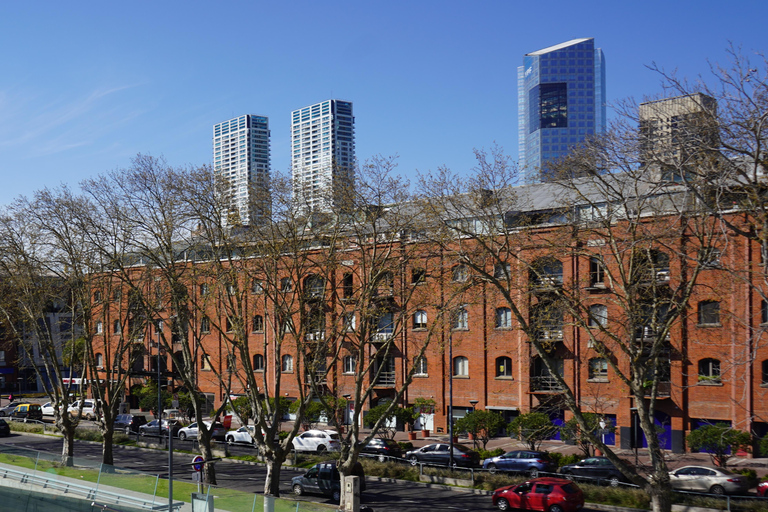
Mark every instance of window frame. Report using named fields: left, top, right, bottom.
left=495, top=307, right=512, bottom=329
left=453, top=356, right=469, bottom=377
left=413, top=355, right=428, bottom=376
left=698, top=300, right=721, bottom=326
left=343, top=355, right=356, bottom=374
left=413, top=309, right=428, bottom=330
left=588, top=304, right=608, bottom=327
left=252, top=354, right=265, bottom=372
left=698, top=358, right=722, bottom=384
left=252, top=314, right=264, bottom=333
left=452, top=308, right=468, bottom=330
left=588, top=357, right=609, bottom=381
left=496, top=356, right=513, bottom=378
left=281, top=354, right=294, bottom=373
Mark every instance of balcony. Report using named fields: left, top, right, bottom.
left=530, top=375, right=564, bottom=393
left=372, top=370, right=396, bottom=387
left=536, top=329, right=563, bottom=342
left=305, top=331, right=325, bottom=342
left=643, top=381, right=671, bottom=398
left=372, top=331, right=393, bottom=343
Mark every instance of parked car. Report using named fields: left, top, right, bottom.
left=177, top=421, right=226, bottom=441
left=483, top=450, right=556, bottom=477
left=41, top=402, right=55, bottom=416
left=0, top=402, right=20, bottom=417
left=559, top=456, right=628, bottom=486
left=757, top=480, right=768, bottom=498
left=291, top=461, right=365, bottom=502
left=492, top=477, right=585, bottom=512
left=359, top=438, right=403, bottom=462
left=292, top=430, right=341, bottom=453
left=225, top=425, right=259, bottom=445
left=139, top=419, right=183, bottom=438
left=68, top=400, right=100, bottom=421
left=0, top=418, right=10, bottom=437
left=114, top=414, right=148, bottom=434
left=10, top=403, right=43, bottom=422
left=405, top=443, right=480, bottom=468
left=669, top=465, right=749, bottom=495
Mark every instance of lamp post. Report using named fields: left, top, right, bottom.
left=448, top=331, right=454, bottom=468
left=468, top=400, right=479, bottom=450
left=156, top=321, right=173, bottom=512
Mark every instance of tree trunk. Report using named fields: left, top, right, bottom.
left=648, top=483, right=673, bottom=512
left=102, top=429, right=114, bottom=466
left=264, top=455, right=286, bottom=497
left=200, top=440, right=217, bottom=485
left=61, top=428, right=75, bottom=466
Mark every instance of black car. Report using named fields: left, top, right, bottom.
left=560, top=456, right=628, bottom=486
left=10, top=404, right=43, bottom=422
left=291, top=461, right=366, bottom=502
left=359, top=438, right=403, bottom=462
left=138, top=419, right=182, bottom=438
left=405, top=443, right=480, bottom=468
left=114, top=414, right=148, bottom=434
left=0, top=418, right=10, bottom=437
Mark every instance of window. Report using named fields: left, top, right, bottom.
left=252, top=315, right=264, bottom=332
left=762, top=360, right=768, bottom=385
left=698, top=301, right=720, bottom=326
left=252, top=354, right=264, bottom=372
left=226, top=282, right=236, bottom=295
left=495, top=307, right=512, bottom=328
left=588, top=358, right=608, bottom=380
left=113, top=320, right=121, bottom=334
left=342, top=273, right=354, bottom=298
left=589, top=257, right=606, bottom=287
left=762, top=300, right=768, bottom=324
left=453, top=356, right=469, bottom=377
left=93, top=291, right=102, bottom=303
left=700, top=248, right=721, bottom=268
left=112, top=289, right=122, bottom=303
left=413, top=310, right=428, bottom=329
left=494, top=263, right=510, bottom=280
left=200, top=317, right=210, bottom=334
left=411, top=268, right=426, bottom=284
left=200, top=283, right=210, bottom=296
left=452, top=308, right=468, bottom=330
left=95, top=353, right=104, bottom=368
left=452, top=265, right=468, bottom=282
left=698, top=358, right=721, bottom=383
left=530, top=257, right=563, bottom=288
left=414, top=356, right=428, bottom=376
left=0, top=351, right=4, bottom=366
left=280, top=277, right=292, bottom=292
left=496, top=356, right=512, bottom=378
left=96, top=321, right=103, bottom=334
left=226, top=317, right=234, bottom=333
left=155, top=320, right=163, bottom=335
left=305, top=275, right=325, bottom=298
left=588, top=304, right=608, bottom=327
left=375, top=311, right=394, bottom=338
left=281, top=354, right=293, bottom=373
left=343, top=355, right=356, bottom=374
left=201, top=356, right=212, bottom=371
left=251, top=279, right=263, bottom=294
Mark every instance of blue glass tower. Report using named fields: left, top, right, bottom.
left=517, top=38, right=606, bottom=181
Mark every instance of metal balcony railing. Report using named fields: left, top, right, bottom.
left=530, top=375, right=564, bottom=392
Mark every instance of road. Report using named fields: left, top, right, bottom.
left=0, top=432, right=602, bottom=512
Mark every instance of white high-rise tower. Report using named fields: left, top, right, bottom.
left=213, top=115, right=270, bottom=225
left=291, top=100, right=355, bottom=212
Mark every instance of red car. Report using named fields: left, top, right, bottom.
left=492, top=477, right=585, bottom=512
left=757, top=480, right=768, bottom=497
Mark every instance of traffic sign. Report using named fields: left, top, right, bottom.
left=192, top=455, right=204, bottom=472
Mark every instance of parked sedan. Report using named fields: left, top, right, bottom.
left=0, top=419, right=10, bottom=437
left=41, top=402, right=55, bottom=416
left=560, top=456, right=628, bottom=487
left=292, top=430, right=341, bottom=453
left=177, top=421, right=226, bottom=441
left=359, top=438, right=403, bottom=462
left=483, top=450, right=556, bottom=476
left=114, top=414, right=148, bottom=434
left=669, top=465, right=749, bottom=495
left=405, top=443, right=480, bottom=468
left=138, top=419, right=183, bottom=438
left=492, top=477, right=585, bottom=512
left=225, top=426, right=257, bottom=445
left=0, top=402, right=20, bottom=417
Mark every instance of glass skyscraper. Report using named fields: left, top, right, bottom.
left=517, top=38, right=606, bottom=182
left=291, top=99, right=355, bottom=212
left=213, top=115, right=270, bottom=225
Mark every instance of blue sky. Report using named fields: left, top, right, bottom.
left=1, top=1, right=766, bottom=205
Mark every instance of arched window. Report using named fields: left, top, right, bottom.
left=251, top=279, right=264, bottom=294
left=453, top=356, right=469, bottom=377
left=495, top=307, right=512, bottom=328
left=452, top=308, right=468, bottom=330
left=698, top=301, right=721, bottom=325
left=698, top=358, right=721, bottom=383
left=252, top=315, right=264, bottom=332
left=95, top=353, right=104, bottom=368
left=413, top=310, right=427, bottom=329
left=343, top=355, right=356, bottom=374
left=252, top=354, right=265, bottom=372
left=304, top=274, right=325, bottom=298
left=413, top=356, right=428, bottom=376
left=496, top=356, right=512, bottom=378
left=281, top=354, right=293, bottom=373
left=588, top=358, right=608, bottom=380
left=588, top=304, right=608, bottom=327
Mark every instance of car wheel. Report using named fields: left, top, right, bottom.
left=139, top=430, right=146, bottom=437
left=125, top=427, right=131, bottom=435
left=292, top=484, right=304, bottom=496
left=377, top=454, right=386, bottom=463
left=529, top=467, right=539, bottom=478
left=317, top=445, right=326, bottom=454
left=549, top=505, right=564, bottom=512
left=332, top=489, right=341, bottom=502
left=563, top=471, right=574, bottom=480
left=226, top=436, right=234, bottom=445
left=409, top=456, right=419, bottom=466
left=609, top=476, right=620, bottom=487
left=179, top=432, right=186, bottom=441
left=710, top=485, right=725, bottom=495
left=496, top=498, right=510, bottom=511
left=487, top=463, right=498, bottom=474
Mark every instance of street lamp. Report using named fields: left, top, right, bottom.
left=468, top=400, right=479, bottom=449
left=448, top=331, right=454, bottom=468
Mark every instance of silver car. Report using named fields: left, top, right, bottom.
left=669, top=465, right=749, bottom=495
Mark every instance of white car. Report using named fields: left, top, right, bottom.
left=68, top=400, right=99, bottom=420
left=225, top=426, right=258, bottom=445
left=41, top=402, right=55, bottom=416
left=292, top=429, right=341, bottom=453
left=177, top=421, right=226, bottom=441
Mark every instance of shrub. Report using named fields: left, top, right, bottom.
left=478, top=448, right=504, bottom=460
left=734, top=468, right=758, bottom=487
left=398, top=441, right=414, bottom=452
left=548, top=452, right=582, bottom=468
